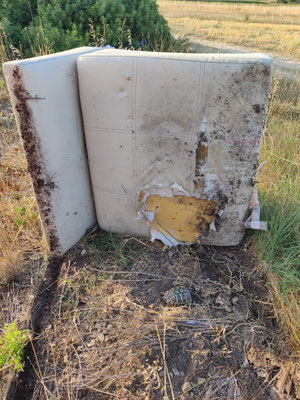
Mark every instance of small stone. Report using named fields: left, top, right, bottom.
left=215, top=294, right=226, bottom=306
left=225, top=305, right=233, bottom=312
left=182, top=381, right=192, bottom=391
left=201, top=283, right=217, bottom=298
left=168, top=248, right=176, bottom=258
left=242, top=359, right=249, bottom=368
left=97, top=333, right=105, bottom=343
left=172, top=367, right=180, bottom=376
left=232, top=296, right=239, bottom=305
left=80, top=249, right=87, bottom=257
left=87, top=339, right=96, bottom=347
left=257, top=370, right=268, bottom=378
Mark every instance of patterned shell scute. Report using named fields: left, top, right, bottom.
left=163, top=287, right=192, bottom=305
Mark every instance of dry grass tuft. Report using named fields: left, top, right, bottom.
left=35, top=273, right=179, bottom=398
left=270, top=278, right=300, bottom=355
left=0, top=74, right=47, bottom=283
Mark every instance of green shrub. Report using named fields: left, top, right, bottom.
left=0, top=322, right=30, bottom=372
left=0, top=0, right=174, bottom=58
left=277, top=0, right=300, bottom=3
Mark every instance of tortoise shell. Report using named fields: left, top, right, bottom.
left=163, top=287, right=192, bottom=305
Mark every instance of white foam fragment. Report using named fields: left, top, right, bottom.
left=150, top=229, right=181, bottom=247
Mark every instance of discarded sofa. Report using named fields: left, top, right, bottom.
left=3, top=48, right=272, bottom=253
left=78, top=50, right=272, bottom=247
left=3, top=47, right=99, bottom=254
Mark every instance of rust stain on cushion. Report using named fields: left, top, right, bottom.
left=195, top=129, right=208, bottom=175
left=143, top=194, right=218, bottom=242
left=195, top=143, right=208, bottom=175
left=196, top=143, right=208, bottom=165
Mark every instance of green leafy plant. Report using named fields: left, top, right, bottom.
left=0, top=322, right=30, bottom=372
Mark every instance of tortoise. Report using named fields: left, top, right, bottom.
left=163, top=286, right=192, bottom=306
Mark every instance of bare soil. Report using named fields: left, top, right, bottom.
left=5, top=257, right=65, bottom=400
left=2, top=229, right=300, bottom=400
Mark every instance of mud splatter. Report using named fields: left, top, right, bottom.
left=12, top=67, right=61, bottom=253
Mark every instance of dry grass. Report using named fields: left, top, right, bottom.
left=0, top=73, right=47, bottom=283
left=158, top=1, right=300, bottom=60
left=34, top=271, right=180, bottom=399
left=29, top=236, right=299, bottom=399
left=0, top=70, right=48, bottom=399
left=260, top=75, right=300, bottom=191
left=159, top=2, right=300, bottom=25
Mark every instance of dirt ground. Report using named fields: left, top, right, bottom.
left=2, top=229, right=298, bottom=400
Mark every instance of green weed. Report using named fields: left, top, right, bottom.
left=0, top=322, right=30, bottom=372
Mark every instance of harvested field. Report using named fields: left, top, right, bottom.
left=158, top=1, right=300, bottom=61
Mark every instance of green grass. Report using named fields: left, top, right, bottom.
left=255, top=197, right=299, bottom=291
left=83, top=229, right=146, bottom=268
left=251, top=196, right=300, bottom=351
left=250, top=73, right=300, bottom=352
